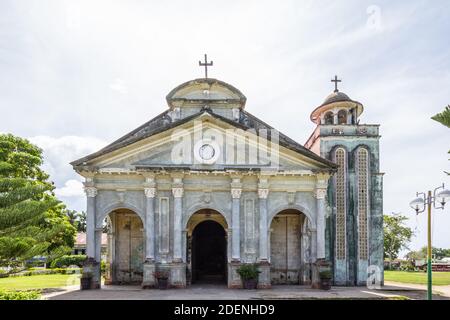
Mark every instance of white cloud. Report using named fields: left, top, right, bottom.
left=55, top=179, right=84, bottom=197
left=28, top=135, right=107, bottom=211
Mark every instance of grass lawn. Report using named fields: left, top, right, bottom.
left=0, top=274, right=80, bottom=291
left=384, top=271, right=450, bottom=286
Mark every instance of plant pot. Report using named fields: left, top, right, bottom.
left=80, top=277, right=92, bottom=290
left=157, top=277, right=169, bottom=290
left=320, top=278, right=332, bottom=290
left=243, top=279, right=258, bottom=290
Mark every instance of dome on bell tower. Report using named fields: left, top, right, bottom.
left=310, top=76, right=364, bottom=125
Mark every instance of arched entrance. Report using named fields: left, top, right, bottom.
left=269, top=209, right=306, bottom=285
left=186, top=209, right=228, bottom=284
left=105, top=209, right=144, bottom=285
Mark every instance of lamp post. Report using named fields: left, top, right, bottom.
left=409, top=184, right=450, bottom=300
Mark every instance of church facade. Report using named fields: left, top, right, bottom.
left=72, top=75, right=383, bottom=289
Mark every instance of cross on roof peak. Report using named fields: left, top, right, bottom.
left=199, top=54, right=213, bottom=79
left=331, top=75, right=342, bottom=93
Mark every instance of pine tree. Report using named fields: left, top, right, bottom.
left=0, top=134, right=76, bottom=269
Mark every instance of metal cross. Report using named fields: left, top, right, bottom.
left=199, top=54, right=213, bottom=78
left=331, top=75, right=342, bottom=92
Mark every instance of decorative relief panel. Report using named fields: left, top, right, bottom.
left=357, top=148, right=369, bottom=260
left=244, top=199, right=256, bottom=254
left=159, top=197, right=170, bottom=254
left=335, top=148, right=346, bottom=260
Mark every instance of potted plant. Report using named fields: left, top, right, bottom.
left=80, top=271, right=92, bottom=290
left=319, top=270, right=332, bottom=290
left=153, top=270, right=170, bottom=290
left=236, top=264, right=260, bottom=289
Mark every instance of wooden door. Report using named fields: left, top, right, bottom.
left=115, top=213, right=144, bottom=284
left=270, top=214, right=301, bottom=284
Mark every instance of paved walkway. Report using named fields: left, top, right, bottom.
left=44, top=283, right=450, bottom=300
left=384, top=281, right=450, bottom=298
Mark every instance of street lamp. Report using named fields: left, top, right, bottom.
left=409, top=184, right=450, bottom=300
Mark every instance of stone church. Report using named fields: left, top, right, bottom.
left=72, top=66, right=383, bottom=289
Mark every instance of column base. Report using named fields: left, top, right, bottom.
left=163, top=262, right=186, bottom=288
left=312, top=259, right=332, bottom=289
left=82, top=257, right=101, bottom=289
left=257, top=260, right=271, bottom=289
left=227, top=261, right=243, bottom=288
left=142, top=260, right=156, bottom=289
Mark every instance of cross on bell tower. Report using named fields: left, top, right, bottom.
left=199, top=54, right=213, bottom=78
left=331, top=75, right=342, bottom=93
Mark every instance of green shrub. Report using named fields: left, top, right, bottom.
left=50, top=255, right=86, bottom=268
left=7, top=267, right=81, bottom=277
left=236, top=264, right=260, bottom=280
left=0, top=290, right=41, bottom=300
left=101, top=260, right=106, bottom=275
left=320, top=270, right=333, bottom=279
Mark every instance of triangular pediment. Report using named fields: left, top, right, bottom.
left=72, top=110, right=336, bottom=174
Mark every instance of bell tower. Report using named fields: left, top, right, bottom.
left=305, top=77, right=384, bottom=286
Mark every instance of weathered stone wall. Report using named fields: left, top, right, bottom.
left=320, top=127, right=383, bottom=286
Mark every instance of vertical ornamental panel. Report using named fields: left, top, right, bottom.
left=357, top=148, right=369, bottom=261
left=159, top=197, right=170, bottom=254
left=335, top=148, right=347, bottom=260
left=244, top=199, right=256, bottom=254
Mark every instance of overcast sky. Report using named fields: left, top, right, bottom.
left=0, top=0, right=449, bottom=253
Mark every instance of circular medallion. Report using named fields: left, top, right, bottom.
left=194, top=140, right=220, bottom=165
left=199, top=143, right=215, bottom=160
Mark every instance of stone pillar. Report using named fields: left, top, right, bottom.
left=83, top=185, right=101, bottom=289
left=172, top=186, right=184, bottom=262
left=94, top=228, right=102, bottom=262
left=258, top=188, right=269, bottom=261
left=315, top=188, right=327, bottom=259
left=144, top=186, right=156, bottom=261
left=257, top=185, right=271, bottom=289
left=230, top=183, right=242, bottom=261
left=143, top=176, right=156, bottom=288
left=85, top=186, right=97, bottom=259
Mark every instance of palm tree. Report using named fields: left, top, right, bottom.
left=432, top=105, right=450, bottom=128
left=432, top=105, right=450, bottom=175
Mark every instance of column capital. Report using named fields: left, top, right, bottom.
left=172, top=187, right=184, bottom=198
left=315, top=172, right=330, bottom=188
left=231, top=188, right=242, bottom=199
left=258, top=188, right=269, bottom=199
left=314, top=188, right=327, bottom=200
left=84, top=186, right=98, bottom=198
left=144, top=187, right=157, bottom=198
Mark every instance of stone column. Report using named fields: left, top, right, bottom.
left=172, top=178, right=184, bottom=262
left=85, top=186, right=97, bottom=259
left=315, top=188, right=327, bottom=259
left=258, top=184, right=271, bottom=289
left=258, top=188, right=269, bottom=261
left=83, top=185, right=100, bottom=289
left=144, top=186, right=156, bottom=261
left=230, top=184, right=242, bottom=261
left=143, top=179, right=156, bottom=288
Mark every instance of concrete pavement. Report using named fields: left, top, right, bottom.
left=44, top=283, right=450, bottom=300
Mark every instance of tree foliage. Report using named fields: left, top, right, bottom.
left=384, top=213, right=414, bottom=268
left=432, top=105, right=450, bottom=128
left=65, top=209, right=86, bottom=233
left=407, top=247, right=450, bottom=261
left=432, top=105, right=450, bottom=175
left=0, top=134, right=76, bottom=269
